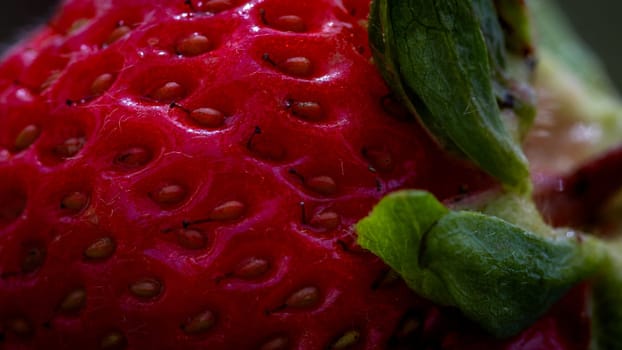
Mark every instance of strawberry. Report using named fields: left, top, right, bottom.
left=0, top=0, right=595, bottom=349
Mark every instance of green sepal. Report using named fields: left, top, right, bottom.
left=369, top=0, right=530, bottom=192
left=356, top=190, right=606, bottom=338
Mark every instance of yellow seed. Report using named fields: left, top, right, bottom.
left=14, top=124, right=40, bottom=151
left=285, top=286, right=320, bottom=308
left=100, top=331, right=126, bottom=349
left=67, top=18, right=90, bottom=34
left=59, top=288, right=87, bottom=312
left=176, top=34, right=211, bottom=56
left=53, top=136, right=86, bottom=158
left=105, top=25, right=131, bottom=45
left=61, top=191, right=89, bottom=212
left=84, top=237, right=115, bottom=260
left=209, top=200, right=245, bottom=221
left=189, top=107, right=225, bottom=128
left=234, top=257, right=269, bottom=279
left=129, top=278, right=162, bottom=299
left=152, top=184, right=186, bottom=205
left=310, top=211, right=340, bottom=230
left=148, top=81, right=185, bottom=103
left=330, top=330, right=361, bottom=349
left=279, top=57, right=312, bottom=77
left=90, top=73, right=115, bottom=96
left=181, top=309, right=216, bottom=334
left=273, top=15, right=306, bottom=32
left=306, top=176, right=337, bottom=195
left=260, top=336, right=289, bottom=350
left=114, top=147, right=151, bottom=168
left=290, top=101, right=323, bottom=121
left=41, top=70, right=62, bottom=91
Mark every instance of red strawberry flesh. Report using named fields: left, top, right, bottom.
left=0, top=0, right=591, bottom=349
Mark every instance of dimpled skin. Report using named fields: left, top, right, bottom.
left=0, top=0, right=590, bottom=349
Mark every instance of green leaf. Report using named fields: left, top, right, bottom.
left=356, top=190, right=606, bottom=337
left=369, top=0, right=530, bottom=191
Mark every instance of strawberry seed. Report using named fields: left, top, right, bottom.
left=14, top=124, right=40, bottom=152
left=285, top=286, right=320, bottom=309
left=181, top=309, right=216, bottom=334
left=330, top=330, right=361, bottom=349
left=279, top=57, right=312, bottom=77
left=189, top=107, right=225, bottom=128
left=306, top=176, right=337, bottom=196
left=61, top=191, right=89, bottom=212
left=90, top=73, right=115, bottom=96
left=59, top=288, right=87, bottom=313
left=176, top=33, right=211, bottom=57
left=260, top=336, right=289, bottom=350
left=100, top=331, right=126, bottom=349
left=129, top=278, right=162, bottom=299
left=84, top=237, right=115, bottom=260
left=234, top=257, right=269, bottom=279
left=209, top=200, right=245, bottom=221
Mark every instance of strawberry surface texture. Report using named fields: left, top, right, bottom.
left=0, top=0, right=590, bottom=349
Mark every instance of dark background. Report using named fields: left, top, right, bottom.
left=0, top=1, right=621, bottom=88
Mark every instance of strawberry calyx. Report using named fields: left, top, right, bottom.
left=361, top=0, right=622, bottom=345
left=369, top=0, right=534, bottom=192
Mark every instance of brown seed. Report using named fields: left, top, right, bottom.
left=273, top=15, right=306, bottom=32
left=14, top=124, right=40, bottom=151
left=177, top=229, right=207, bottom=250
left=114, top=147, right=152, bottom=168
left=7, top=317, right=32, bottom=337
left=152, top=184, right=187, bottom=205
left=41, top=70, right=62, bottom=91
left=201, top=0, right=233, bottom=13
left=285, top=286, right=320, bottom=309
left=176, top=34, right=211, bottom=56
left=305, top=176, right=337, bottom=195
left=22, top=246, right=45, bottom=273
left=129, top=278, right=162, bottom=299
left=59, top=288, right=87, bottom=313
left=61, top=191, right=89, bottom=212
left=330, top=330, right=361, bottom=349
left=84, top=237, right=116, bottom=260
left=209, top=200, right=245, bottom=221
left=148, top=81, right=186, bottom=103
left=309, top=211, right=340, bottom=230
left=260, top=336, right=290, bottom=350
left=67, top=18, right=90, bottom=34
left=234, top=257, right=269, bottom=279
left=279, top=57, right=312, bottom=77
left=90, top=73, right=115, bottom=96
left=105, top=25, right=131, bottom=45
left=53, top=136, right=86, bottom=158
left=181, top=309, right=216, bottom=334
left=290, top=101, right=323, bottom=121
left=100, top=331, right=126, bottom=349
left=189, top=107, right=225, bottom=128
